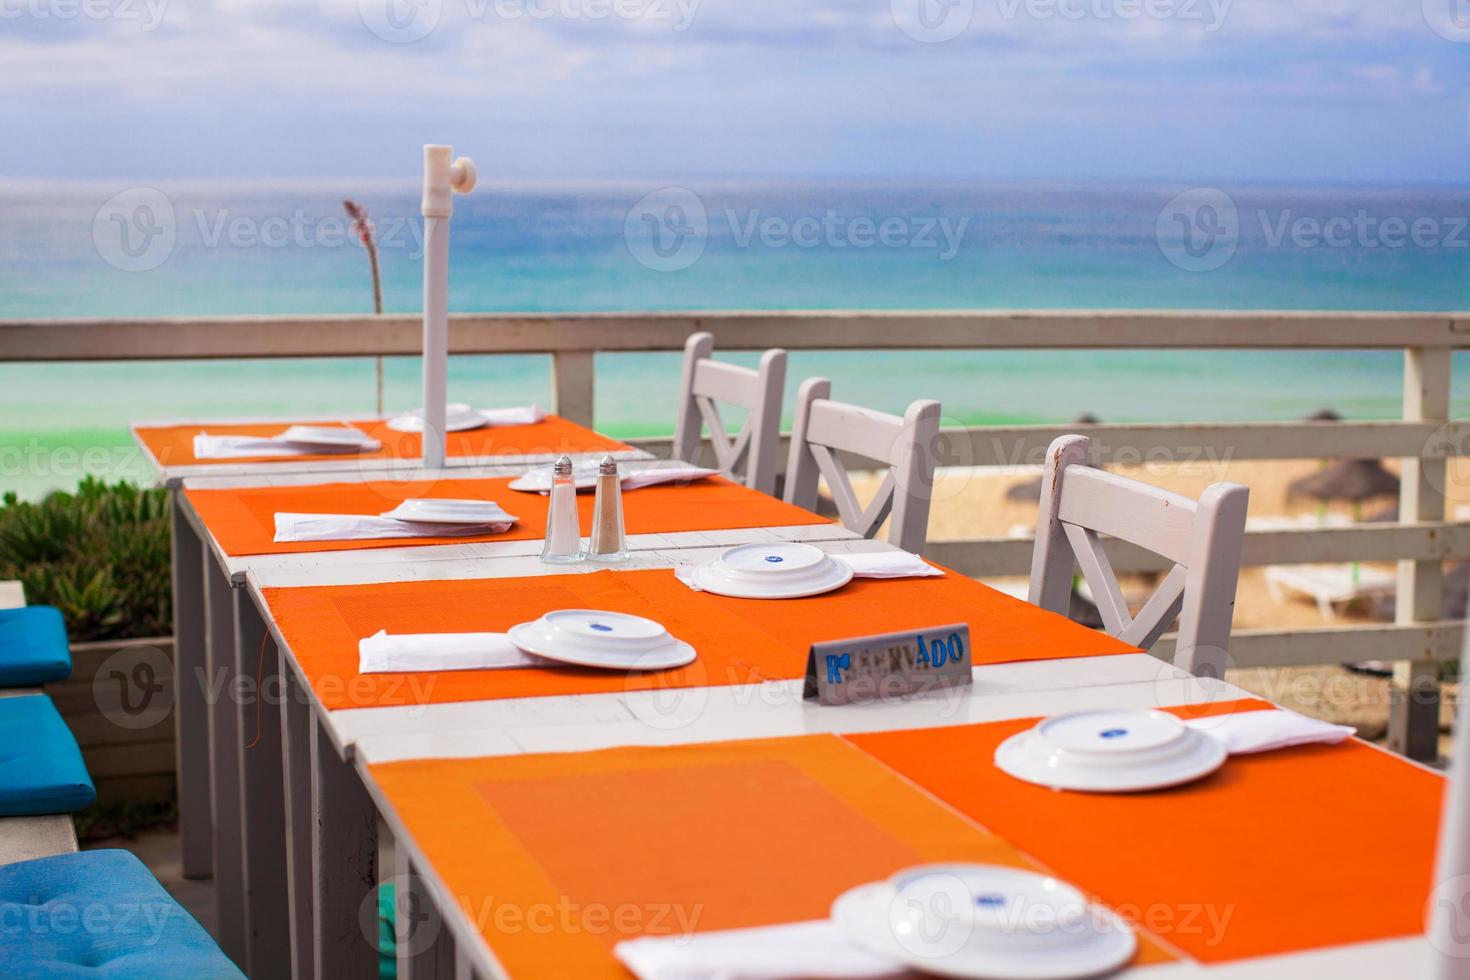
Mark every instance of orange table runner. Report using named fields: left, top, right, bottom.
left=367, top=735, right=1174, bottom=978
left=849, top=698, right=1446, bottom=964
left=134, top=414, right=627, bottom=467
left=261, top=567, right=1139, bottom=710
left=187, top=475, right=829, bottom=556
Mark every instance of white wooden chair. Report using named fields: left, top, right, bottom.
left=1028, top=435, right=1249, bottom=678
left=782, top=378, right=942, bottom=554
left=671, top=332, right=787, bottom=495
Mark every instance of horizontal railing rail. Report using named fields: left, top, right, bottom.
left=7, top=309, right=1468, bottom=758
left=3, top=310, right=1470, bottom=361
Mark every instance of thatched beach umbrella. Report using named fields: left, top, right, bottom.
left=1007, top=414, right=1101, bottom=502
left=1287, top=459, right=1400, bottom=506
left=1304, top=407, right=1343, bottom=422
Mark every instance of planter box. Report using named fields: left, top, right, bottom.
left=46, top=636, right=177, bottom=806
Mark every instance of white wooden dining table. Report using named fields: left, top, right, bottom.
left=166, top=463, right=856, bottom=975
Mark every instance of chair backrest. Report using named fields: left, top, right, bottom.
left=1027, top=434, right=1249, bottom=677
left=671, top=332, right=787, bottom=495
left=782, top=377, right=941, bottom=554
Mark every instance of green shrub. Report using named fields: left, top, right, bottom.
left=0, top=478, right=170, bottom=641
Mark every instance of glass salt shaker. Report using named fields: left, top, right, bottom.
left=540, top=455, right=582, bottom=564
left=585, top=455, right=629, bottom=563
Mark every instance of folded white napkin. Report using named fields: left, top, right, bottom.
left=386, top=404, right=547, bottom=433
left=614, top=920, right=904, bottom=980
left=621, top=464, right=721, bottom=490
left=674, top=550, right=940, bottom=592
left=194, top=433, right=379, bottom=460
left=832, top=551, right=943, bottom=579
left=1185, top=709, right=1354, bottom=755
left=273, top=513, right=513, bottom=543
left=359, top=629, right=547, bottom=673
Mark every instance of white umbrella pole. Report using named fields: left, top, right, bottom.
left=420, top=144, right=477, bottom=470
left=1431, top=632, right=1470, bottom=977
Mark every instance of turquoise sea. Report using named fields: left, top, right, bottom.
left=2, top=180, right=1469, bottom=498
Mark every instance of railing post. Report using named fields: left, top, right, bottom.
left=550, top=350, right=596, bottom=428
left=1388, top=345, right=1450, bottom=761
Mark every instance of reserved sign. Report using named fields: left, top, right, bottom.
left=802, top=623, right=972, bottom=706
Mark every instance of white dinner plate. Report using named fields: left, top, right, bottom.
left=278, top=424, right=379, bottom=448
left=508, top=461, right=601, bottom=492
left=994, top=708, right=1228, bottom=793
left=507, top=610, right=696, bottom=671
left=379, top=499, right=517, bottom=526
left=385, top=403, right=490, bottom=433
left=688, top=542, right=854, bottom=599
left=832, top=864, right=1136, bottom=980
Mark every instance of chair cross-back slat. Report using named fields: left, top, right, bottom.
left=784, top=377, right=941, bottom=554
left=1029, top=434, right=1249, bottom=677
left=672, top=333, right=787, bottom=494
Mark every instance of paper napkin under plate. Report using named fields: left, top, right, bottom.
left=620, top=464, right=721, bottom=490
left=274, top=513, right=514, bottom=543
left=614, top=920, right=905, bottom=980
left=675, top=550, right=939, bottom=592
left=193, top=433, right=381, bottom=460
left=359, top=630, right=548, bottom=673
left=1185, top=708, right=1355, bottom=755
left=386, top=404, right=547, bottom=433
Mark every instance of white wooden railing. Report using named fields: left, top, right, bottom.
left=3, top=310, right=1466, bottom=758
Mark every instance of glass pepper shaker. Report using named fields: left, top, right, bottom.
left=585, top=455, right=628, bottom=563
left=540, top=455, right=582, bottom=564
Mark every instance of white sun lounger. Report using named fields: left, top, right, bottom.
left=1265, top=563, right=1397, bottom=621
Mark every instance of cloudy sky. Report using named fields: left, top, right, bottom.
left=2, top=0, right=1467, bottom=184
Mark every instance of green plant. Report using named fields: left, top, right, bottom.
left=0, top=478, right=171, bottom=641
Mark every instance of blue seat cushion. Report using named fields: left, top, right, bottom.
left=0, top=849, right=243, bottom=978
left=0, top=607, right=71, bottom=686
left=0, top=694, right=94, bottom=816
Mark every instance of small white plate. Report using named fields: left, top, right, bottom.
left=832, top=864, right=1136, bottom=980
left=995, top=708, right=1227, bottom=793
left=507, top=610, right=696, bottom=671
left=688, top=542, right=854, bottom=599
left=385, top=404, right=489, bottom=434
left=379, top=499, right=517, bottom=526
left=279, top=425, right=378, bottom=448
left=508, top=461, right=601, bottom=492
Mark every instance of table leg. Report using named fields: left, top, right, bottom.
left=235, top=590, right=290, bottom=978
left=396, top=848, right=456, bottom=980
left=204, top=556, right=246, bottom=965
left=281, top=650, right=315, bottom=980
left=170, top=493, right=212, bottom=880
left=311, top=714, right=378, bottom=977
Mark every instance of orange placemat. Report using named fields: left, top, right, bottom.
left=848, top=698, right=1446, bottom=964
left=367, top=735, right=1174, bottom=978
left=187, top=475, right=829, bottom=556
left=262, top=567, right=1139, bottom=710
left=134, top=415, right=627, bottom=467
